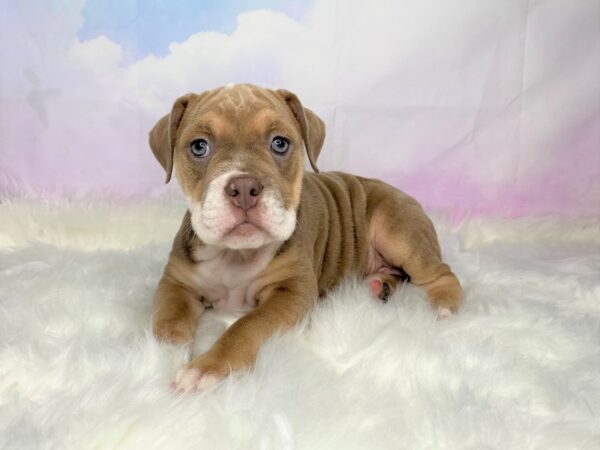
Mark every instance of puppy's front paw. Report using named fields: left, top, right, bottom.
left=436, top=307, right=454, bottom=320
left=172, top=367, right=222, bottom=393
left=172, top=352, right=229, bottom=394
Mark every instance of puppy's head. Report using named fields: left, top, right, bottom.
left=149, top=84, right=325, bottom=250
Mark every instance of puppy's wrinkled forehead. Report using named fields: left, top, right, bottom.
left=214, top=84, right=268, bottom=113
left=183, top=84, right=298, bottom=142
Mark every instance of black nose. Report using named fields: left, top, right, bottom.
left=225, top=176, right=264, bottom=211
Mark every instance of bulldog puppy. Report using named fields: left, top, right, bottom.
left=149, top=84, right=462, bottom=393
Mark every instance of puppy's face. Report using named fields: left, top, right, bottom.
left=149, top=84, right=325, bottom=250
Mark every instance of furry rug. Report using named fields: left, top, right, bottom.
left=0, top=200, right=598, bottom=450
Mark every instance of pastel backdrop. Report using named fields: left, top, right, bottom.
left=1, top=0, right=598, bottom=218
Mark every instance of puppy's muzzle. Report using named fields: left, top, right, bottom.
left=225, top=176, right=264, bottom=211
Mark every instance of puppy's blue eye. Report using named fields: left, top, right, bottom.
left=190, top=139, right=210, bottom=158
left=271, top=136, right=289, bottom=155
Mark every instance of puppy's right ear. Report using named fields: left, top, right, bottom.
left=149, top=93, right=194, bottom=183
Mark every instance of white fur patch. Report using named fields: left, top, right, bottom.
left=186, top=170, right=242, bottom=246
left=189, top=242, right=279, bottom=312
left=186, top=170, right=296, bottom=250
left=259, top=190, right=297, bottom=242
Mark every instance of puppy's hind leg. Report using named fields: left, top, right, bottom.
left=370, top=199, right=462, bottom=316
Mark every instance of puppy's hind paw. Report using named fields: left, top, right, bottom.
left=365, top=274, right=394, bottom=303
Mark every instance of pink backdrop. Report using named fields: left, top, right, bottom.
left=1, top=0, right=598, bottom=217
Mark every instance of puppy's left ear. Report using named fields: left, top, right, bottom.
left=276, top=89, right=325, bottom=173
left=149, top=93, right=195, bottom=183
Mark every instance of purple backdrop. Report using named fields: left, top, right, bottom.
left=1, top=0, right=598, bottom=217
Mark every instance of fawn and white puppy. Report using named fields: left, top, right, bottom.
left=149, top=84, right=462, bottom=393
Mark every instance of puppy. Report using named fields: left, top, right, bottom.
left=149, top=84, right=462, bottom=392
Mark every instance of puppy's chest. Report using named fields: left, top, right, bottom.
left=190, top=244, right=277, bottom=312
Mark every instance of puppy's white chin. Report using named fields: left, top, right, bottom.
left=221, top=230, right=271, bottom=250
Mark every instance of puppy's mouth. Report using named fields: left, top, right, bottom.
left=227, top=219, right=264, bottom=237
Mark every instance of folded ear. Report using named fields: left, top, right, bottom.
left=276, top=89, right=325, bottom=173
left=149, top=93, right=194, bottom=183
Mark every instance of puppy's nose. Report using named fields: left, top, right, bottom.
left=225, top=176, right=264, bottom=211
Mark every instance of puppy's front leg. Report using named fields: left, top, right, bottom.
left=173, top=278, right=315, bottom=393
left=152, top=275, right=204, bottom=345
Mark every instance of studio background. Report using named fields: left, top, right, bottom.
left=1, top=0, right=598, bottom=218
left=2, top=3, right=600, bottom=448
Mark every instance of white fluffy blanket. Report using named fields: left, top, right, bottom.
left=1, top=201, right=599, bottom=449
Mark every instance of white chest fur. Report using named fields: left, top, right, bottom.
left=190, top=243, right=279, bottom=313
